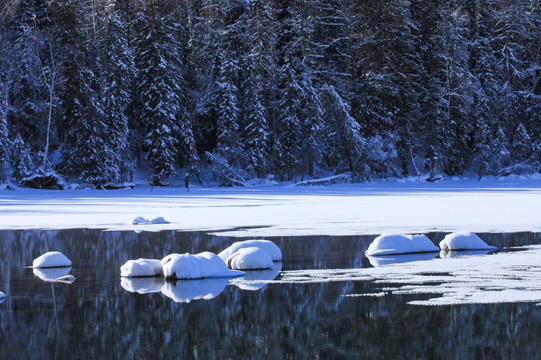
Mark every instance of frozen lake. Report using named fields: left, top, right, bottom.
left=1, top=229, right=541, bottom=358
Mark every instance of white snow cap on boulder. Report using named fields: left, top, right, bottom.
left=32, top=251, right=72, bottom=268
left=439, top=232, right=497, bottom=251
left=365, top=234, right=439, bottom=256
left=226, top=247, right=274, bottom=270
left=120, top=258, right=162, bottom=277
left=0, top=291, right=5, bottom=299
left=218, top=240, right=282, bottom=263
left=161, top=252, right=244, bottom=280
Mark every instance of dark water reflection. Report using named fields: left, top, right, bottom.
left=0, top=230, right=540, bottom=359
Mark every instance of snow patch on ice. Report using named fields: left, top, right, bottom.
left=365, top=234, right=438, bottom=256
left=271, top=245, right=541, bottom=306
left=32, top=251, right=72, bottom=268
left=439, top=231, right=497, bottom=251
left=120, top=258, right=162, bottom=277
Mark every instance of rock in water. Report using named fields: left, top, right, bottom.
left=32, top=251, right=72, bottom=268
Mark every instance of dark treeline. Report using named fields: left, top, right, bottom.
left=0, top=0, right=539, bottom=186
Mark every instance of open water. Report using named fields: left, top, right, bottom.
left=0, top=230, right=540, bottom=359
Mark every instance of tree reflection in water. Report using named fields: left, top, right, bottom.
left=0, top=230, right=540, bottom=358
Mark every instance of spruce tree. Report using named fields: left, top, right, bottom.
left=11, top=133, right=34, bottom=181
left=134, top=0, right=183, bottom=181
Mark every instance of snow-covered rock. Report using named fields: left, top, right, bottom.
left=161, top=252, right=244, bottom=280
left=32, top=251, right=72, bottom=268
left=365, top=234, right=439, bottom=256
left=218, top=240, right=282, bottom=263
left=33, top=267, right=75, bottom=283
left=120, top=258, right=162, bottom=277
left=132, top=216, right=150, bottom=225
left=121, top=277, right=162, bottom=294
left=0, top=291, right=5, bottom=299
left=439, top=232, right=497, bottom=251
left=161, top=278, right=229, bottom=303
left=150, top=217, right=169, bottom=224
left=131, top=216, right=170, bottom=225
left=225, top=247, right=274, bottom=270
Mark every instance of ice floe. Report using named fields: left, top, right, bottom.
left=161, top=252, right=244, bottom=280
left=33, top=267, right=75, bottom=283
left=365, top=234, right=439, bottom=256
left=225, top=246, right=274, bottom=270
left=32, top=251, right=72, bottom=268
left=120, top=258, right=162, bottom=277
left=161, top=278, right=229, bottom=303
left=271, top=244, right=541, bottom=306
left=218, top=239, right=282, bottom=263
left=439, top=231, right=497, bottom=251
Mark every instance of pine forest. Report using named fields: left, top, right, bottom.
left=0, top=0, right=540, bottom=187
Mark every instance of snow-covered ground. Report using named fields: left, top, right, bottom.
left=1, top=175, right=540, bottom=237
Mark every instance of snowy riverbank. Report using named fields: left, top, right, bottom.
left=1, top=175, right=540, bottom=237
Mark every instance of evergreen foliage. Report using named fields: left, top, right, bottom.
left=0, top=0, right=539, bottom=186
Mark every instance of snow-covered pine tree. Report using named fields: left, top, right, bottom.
left=98, top=0, right=136, bottom=182
left=11, top=133, right=34, bottom=181
left=7, top=0, right=45, bottom=152
left=0, top=95, right=10, bottom=183
left=274, top=60, right=303, bottom=181
left=321, top=84, right=367, bottom=179
left=134, top=0, right=183, bottom=182
left=512, top=123, right=532, bottom=163
left=53, top=0, right=117, bottom=184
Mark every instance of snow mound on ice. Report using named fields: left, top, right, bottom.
left=439, top=232, right=497, bottom=251
left=161, top=252, right=244, bottom=280
left=32, top=251, right=72, bottom=268
left=365, top=234, right=439, bottom=256
left=226, top=247, right=274, bottom=270
left=218, top=240, right=282, bottom=263
left=120, top=258, right=162, bottom=277
left=33, top=267, right=75, bottom=283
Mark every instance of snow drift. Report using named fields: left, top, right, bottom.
left=365, top=234, right=439, bottom=256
